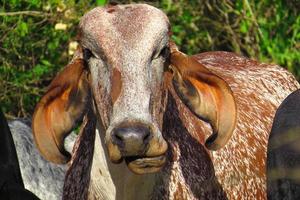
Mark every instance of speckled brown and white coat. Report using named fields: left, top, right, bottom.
left=31, top=4, right=299, bottom=200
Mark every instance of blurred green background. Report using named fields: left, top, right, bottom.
left=0, top=0, right=299, bottom=118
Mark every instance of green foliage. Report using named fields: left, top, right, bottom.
left=0, top=0, right=299, bottom=118
left=96, top=0, right=108, bottom=6
left=0, top=0, right=97, bottom=117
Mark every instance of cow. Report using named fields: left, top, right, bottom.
left=8, top=119, right=76, bottom=200
left=267, top=89, right=300, bottom=200
left=31, top=4, right=299, bottom=200
left=0, top=108, right=39, bottom=200
left=0, top=109, right=76, bottom=200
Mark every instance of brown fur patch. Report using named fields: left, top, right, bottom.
left=111, top=68, right=122, bottom=104
left=107, top=7, right=116, bottom=13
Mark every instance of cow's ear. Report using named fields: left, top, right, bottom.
left=170, top=46, right=237, bottom=150
left=32, top=58, right=90, bottom=164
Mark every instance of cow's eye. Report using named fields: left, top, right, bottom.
left=153, top=46, right=169, bottom=60
left=83, top=48, right=94, bottom=60
left=159, top=46, right=169, bottom=58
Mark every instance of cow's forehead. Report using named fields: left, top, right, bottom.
left=79, top=4, right=170, bottom=60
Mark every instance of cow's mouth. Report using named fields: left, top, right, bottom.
left=125, top=155, right=166, bottom=174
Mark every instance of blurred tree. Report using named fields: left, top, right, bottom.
left=0, top=0, right=299, bottom=118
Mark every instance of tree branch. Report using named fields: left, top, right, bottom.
left=0, top=11, right=51, bottom=17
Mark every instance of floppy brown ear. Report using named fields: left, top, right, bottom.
left=170, top=47, right=237, bottom=150
left=32, top=58, right=90, bottom=164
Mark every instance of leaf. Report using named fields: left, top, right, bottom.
left=96, top=0, right=107, bottom=6
left=240, top=20, right=248, bottom=33
left=33, top=64, right=50, bottom=77
left=10, top=0, right=19, bottom=7
left=30, top=0, right=40, bottom=7
left=182, top=10, right=192, bottom=23
left=172, top=25, right=182, bottom=33
left=41, top=60, right=51, bottom=66
left=19, top=22, right=28, bottom=37
left=171, top=35, right=182, bottom=46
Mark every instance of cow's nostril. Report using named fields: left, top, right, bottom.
left=111, top=124, right=152, bottom=156
left=143, top=130, right=151, bottom=143
left=113, top=132, right=123, bottom=145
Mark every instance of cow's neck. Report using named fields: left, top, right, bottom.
left=88, top=125, right=158, bottom=200
left=63, top=91, right=221, bottom=200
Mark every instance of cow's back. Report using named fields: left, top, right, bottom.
left=193, top=51, right=299, bottom=199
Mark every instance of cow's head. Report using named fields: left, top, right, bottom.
left=32, top=4, right=236, bottom=174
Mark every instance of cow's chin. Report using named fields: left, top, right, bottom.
left=125, top=155, right=166, bottom=174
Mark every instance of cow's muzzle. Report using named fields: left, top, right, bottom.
left=111, top=123, right=151, bottom=156
left=107, top=121, right=168, bottom=174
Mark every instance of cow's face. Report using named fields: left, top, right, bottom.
left=32, top=4, right=237, bottom=174
left=79, top=5, right=169, bottom=173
